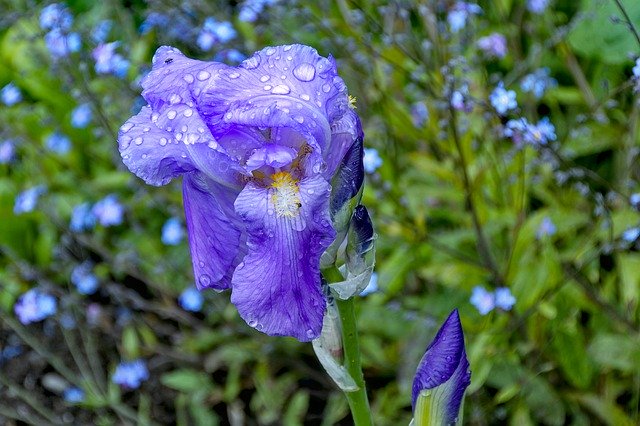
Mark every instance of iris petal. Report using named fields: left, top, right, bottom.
left=231, top=175, right=335, bottom=341
left=183, top=174, right=242, bottom=290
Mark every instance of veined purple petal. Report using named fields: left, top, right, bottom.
left=183, top=174, right=242, bottom=290
left=197, top=44, right=350, bottom=153
left=118, top=106, right=196, bottom=186
left=412, top=309, right=471, bottom=421
left=231, top=174, right=335, bottom=341
left=325, top=109, right=363, bottom=178
left=245, top=144, right=297, bottom=171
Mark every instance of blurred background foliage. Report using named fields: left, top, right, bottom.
left=1, top=0, right=640, bottom=424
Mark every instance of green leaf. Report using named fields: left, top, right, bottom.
left=574, top=394, right=636, bottom=426
left=161, top=369, right=212, bottom=393
left=588, top=333, right=640, bottom=372
left=568, top=0, right=640, bottom=64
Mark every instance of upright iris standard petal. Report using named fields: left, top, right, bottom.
left=118, top=44, right=363, bottom=341
left=412, top=310, right=471, bottom=425
left=231, top=174, right=335, bottom=341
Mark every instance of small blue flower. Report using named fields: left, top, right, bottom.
left=536, top=216, right=557, bottom=239
left=521, top=68, right=557, bottom=99
left=363, top=148, right=382, bottom=174
left=410, top=101, right=429, bottom=128
left=71, top=103, right=92, bottom=128
left=178, top=287, right=204, bottom=312
left=359, top=272, right=379, bottom=296
left=1, top=83, right=22, bottom=106
left=238, top=0, right=278, bottom=22
left=633, top=58, right=640, bottom=79
left=0, top=140, right=16, bottom=164
left=494, top=287, right=516, bottom=310
left=630, top=193, right=640, bottom=208
left=161, top=217, right=185, bottom=245
left=44, top=29, right=81, bottom=58
left=477, top=33, right=507, bottom=59
left=197, top=18, right=237, bottom=51
left=71, top=262, right=99, bottom=295
left=112, top=359, right=149, bottom=389
left=622, top=227, right=640, bottom=242
left=14, top=186, right=46, bottom=214
left=92, top=195, right=124, bottom=226
left=45, top=132, right=71, bottom=154
left=14, top=289, right=57, bottom=324
left=524, top=117, right=556, bottom=145
left=527, top=0, right=550, bottom=14
left=447, top=2, right=482, bottom=33
left=40, top=3, right=73, bottom=31
left=92, top=42, right=130, bottom=78
left=70, top=202, right=96, bottom=232
left=91, top=20, right=112, bottom=43
left=489, top=82, right=517, bottom=115
left=470, top=286, right=495, bottom=315
left=63, top=387, right=85, bottom=403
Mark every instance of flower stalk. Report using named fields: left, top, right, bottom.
left=322, top=265, right=373, bottom=426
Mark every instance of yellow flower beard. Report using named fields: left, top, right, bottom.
left=271, top=172, right=301, bottom=218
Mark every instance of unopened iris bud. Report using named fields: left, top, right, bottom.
left=411, top=310, right=471, bottom=426
left=321, top=134, right=365, bottom=268
left=330, top=205, right=376, bottom=299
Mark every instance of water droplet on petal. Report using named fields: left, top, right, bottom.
left=229, top=72, right=240, bottom=79
left=184, top=108, right=193, bottom=117
left=292, top=62, right=316, bottom=82
left=197, top=71, right=211, bottom=81
left=120, top=122, right=133, bottom=132
left=199, top=274, right=211, bottom=286
left=134, top=137, right=143, bottom=145
left=183, top=74, right=194, bottom=83
left=300, top=94, right=310, bottom=101
left=243, top=55, right=260, bottom=69
left=175, top=133, right=183, bottom=141
left=151, top=113, right=159, bottom=123
left=260, top=75, right=270, bottom=82
left=141, top=153, right=147, bottom=159
left=198, top=261, right=205, bottom=267
left=294, top=115, right=304, bottom=124
left=169, top=93, right=181, bottom=104
left=159, top=137, right=168, bottom=146
left=307, top=188, right=314, bottom=194
left=272, top=85, right=290, bottom=95
left=306, top=329, right=316, bottom=339
left=167, top=110, right=177, bottom=119
left=322, top=83, right=331, bottom=93
left=283, top=45, right=292, bottom=51
left=265, top=47, right=276, bottom=56
left=263, top=85, right=272, bottom=91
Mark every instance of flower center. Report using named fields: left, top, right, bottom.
left=271, top=172, right=301, bottom=218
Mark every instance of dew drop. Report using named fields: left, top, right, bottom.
left=120, top=122, right=133, bottom=132
left=263, top=85, right=272, bottom=91
left=306, top=329, right=316, bottom=339
left=199, top=274, right=211, bottom=286
left=141, top=153, right=148, bottom=159
left=169, top=93, right=181, bottom=104
left=300, top=94, right=310, bottom=101
left=175, top=133, right=183, bottom=141
left=307, top=188, right=314, bottom=194
left=198, top=261, right=205, bottom=267
left=248, top=319, right=258, bottom=327
left=294, top=115, right=304, bottom=124
left=159, top=137, right=167, bottom=146
left=120, top=136, right=131, bottom=149
left=197, top=70, right=211, bottom=81
left=143, top=127, right=150, bottom=132
left=134, top=137, right=143, bottom=145
left=272, top=84, right=290, bottom=95
left=322, top=83, right=331, bottom=93
left=265, top=47, right=276, bottom=56
left=229, top=72, right=240, bottom=79
left=183, top=74, right=194, bottom=83
left=283, top=45, right=292, bottom=51
left=184, top=108, right=193, bottom=117
left=243, top=55, right=260, bottom=69
left=286, top=55, right=293, bottom=61
left=167, top=110, right=177, bottom=119
left=225, top=112, right=233, bottom=120
left=260, top=75, right=270, bottom=82
left=292, top=62, right=316, bottom=82
left=181, top=125, right=188, bottom=132
left=151, top=113, right=159, bottom=122
left=237, top=262, right=245, bottom=270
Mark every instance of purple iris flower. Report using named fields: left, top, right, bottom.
left=412, top=309, right=471, bottom=424
left=118, top=44, right=362, bottom=341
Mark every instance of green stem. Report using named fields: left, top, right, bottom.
left=322, top=266, right=373, bottom=425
